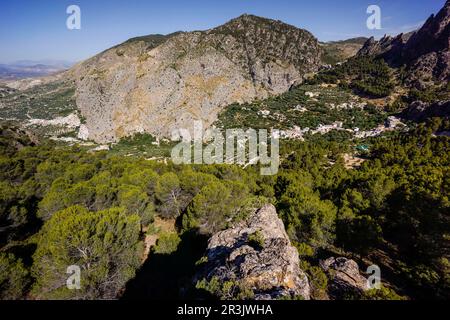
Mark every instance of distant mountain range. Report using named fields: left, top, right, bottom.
left=0, top=60, right=74, bottom=80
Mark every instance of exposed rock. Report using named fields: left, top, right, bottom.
left=358, top=0, right=450, bottom=86
left=90, top=145, right=110, bottom=152
left=196, top=204, right=310, bottom=300
left=385, top=116, right=405, bottom=129
left=358, top=33, right=411, bottom=64
left=3, top=72, right=66, bottom=91
left=401, top=100, right=450, bottom=122
left=0, top=125, right=39, bottom=153
left=320, top=257, right=368, bottom=299
left=0, top=85, right=16, bottom=98
left=305, top=91, right=320, bottom=98
left=26, top=113, right=81, bottom=129
left=68, top=14, right=322, bottom=143
left=77, top=124, right=90, bottom=140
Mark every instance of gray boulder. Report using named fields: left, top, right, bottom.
left=320, top=257, right=369, bottom=299
left=196, top=204, right=310, bottom=300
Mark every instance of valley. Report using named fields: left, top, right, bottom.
left=0, top=0, right=449, bottom=303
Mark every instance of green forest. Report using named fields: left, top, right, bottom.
left=1, top=116, right=448, bottom=300
left=307, top=56, right=395, bottom=98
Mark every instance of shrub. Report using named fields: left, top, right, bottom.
left=247, top=231, right=265, bottom=250
left=295, top=242, right=315, bottom=257
left=32, top=206, right=143, bottom=299
left=196, top=276, right=254, bottom=300
left=153, top=232, right=181, bottom=255
left=308, top=266, right=329, bottom=300
left=0, top=253, right=30, bottom=300
left=363, top=286, right=406, bottom=300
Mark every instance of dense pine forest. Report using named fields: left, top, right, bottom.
left=1, top=117, right=448, bottom=300
left=1, top=1, right=450, bottom=302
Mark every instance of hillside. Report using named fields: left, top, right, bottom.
left=67, top=14, right=322, bottom=143
left=0, top=17, right=370, bottom=145
left=321, top=37, right=368, bottom=65
left=1, top=2, right=450, bottom=303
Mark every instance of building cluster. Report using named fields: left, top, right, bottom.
left=280, top=116, right=406, bottom=141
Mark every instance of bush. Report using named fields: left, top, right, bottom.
left=295, top=242, right=315, bottom=257
left=337, top=215, right=382, bottom=254
left=363, top=286, right=406, bottom=300
left=184, top=181, right=236, bottom=234
left=0, top=253, right=30, bottom=300
left=155, top=173, right=185, bottom=218
left=308, top=266, right=329, bottom=300
left=196, top=276, right=254, bottom=300
left=32, top=206, right=143, bottom=299
left=277, top=182, right=337, bottom=250
left=153, top=232, right=181, bottom=255
left=247, top=231, right=265, bottom=250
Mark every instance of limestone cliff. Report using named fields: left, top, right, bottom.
left=68, top=15, right=322, bottom=143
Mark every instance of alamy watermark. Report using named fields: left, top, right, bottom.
left=66, top=265, right=81, bottom=290
left=367, top=5, right=382, bottom=30
left=66, top=5, right=81, bottom=30
left=171, top=121, right=279, bottom=175
left=366, top=264, right=381, bottom=290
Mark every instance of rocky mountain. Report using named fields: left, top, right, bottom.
left=358, top=0, right=450, bottom=86
left=401, top=100, right=450, bottom=122
left=195, top=204, right=311, bottom=300
left=68, top=14, right=323, bottom=143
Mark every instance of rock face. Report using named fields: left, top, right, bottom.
left=320, top=257, right=368, bottom=299
left=358, top=0, right=450, bottom=86
left=357, top=33, right=413, bottom=63
left=196, top=204, right=310, bottom=300
left=401, top=100, right=450, bottom=122
left=68, top=14, right=322, bottom=143
left=0, top=125, right=39, bottom=152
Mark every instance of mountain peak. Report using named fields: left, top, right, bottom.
left=216, top=13, right=304, bottom=34
left=232, top=13, right=258, bottom=20
left=70, top=14, right=322, bottom=143
left=228, top=13, right=275, bottom=23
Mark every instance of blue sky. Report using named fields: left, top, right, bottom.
left=0, top=0, right=446, bottom=63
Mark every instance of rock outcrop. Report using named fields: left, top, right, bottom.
left=401, top=100, right=450, bottom=122
left=358, top=0, right=450, bottom=86
left=0, top=125, right=39, bottom=153
left=196, top=204, right=310, bottom=300
left=320, top=257, right=369, bottom=299
left=68, top=14, right=322, bottom=143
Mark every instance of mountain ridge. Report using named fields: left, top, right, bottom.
left=67, top=14, right=323, bottom=143
left=358, top=0, right=450, bottom=86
